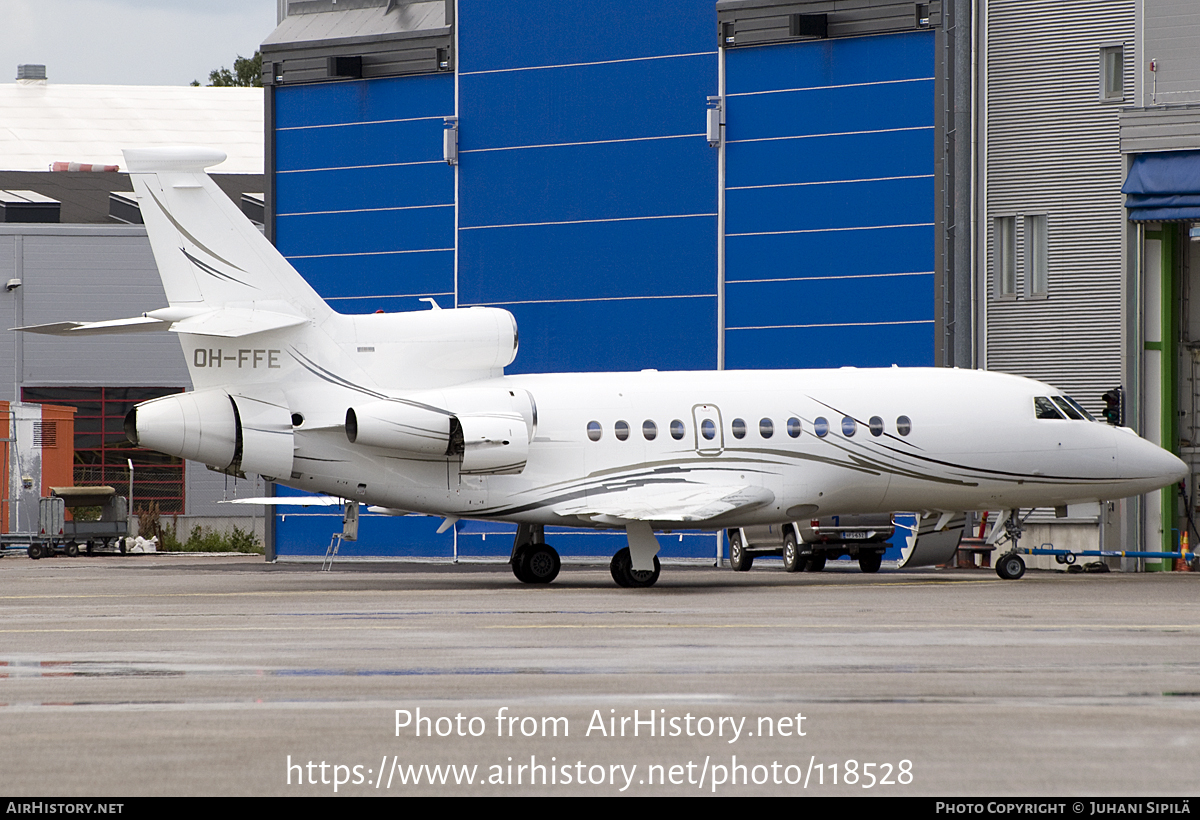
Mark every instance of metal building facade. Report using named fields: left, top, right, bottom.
left=262, top=0, right=948, bottom=558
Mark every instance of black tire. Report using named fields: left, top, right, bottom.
left=729, top=532, right=753, bottom=571
left=609, top=547, right=660, bottom=588
left=782, top=532, right=804, bottom=573
left=805, top=554, right=827, bottom=572
left=858, top=551, right=883, bottom=573
left=65, top=542, right=80, bottom=558
left=27, top=543, right=44, bottom=560
left=996, top=552, right=1025, bottom=580
left=521, top=544, right=561, bottom=584
left=511, top=544, right=532, bottom=583
left=118, top=539, right=126, bottom=555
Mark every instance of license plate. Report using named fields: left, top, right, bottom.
left=840, top=531, right=869, bottom=540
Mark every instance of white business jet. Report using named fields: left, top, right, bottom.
left=18, top=148, right=1187, bottom=587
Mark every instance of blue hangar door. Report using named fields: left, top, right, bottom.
left=451, top=0, right=720, bottom=558
left=265, top=1, right=724, bottom=559
left=722, top=29, right=937, bottom=369
left=270, top=60, right=458, bottom=556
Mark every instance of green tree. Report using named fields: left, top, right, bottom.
left=196, top=51, right=262, bottom=88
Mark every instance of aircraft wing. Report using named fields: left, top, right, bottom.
left=220, top=496, right=411, bottom=516
left=221, top=496, right=344, bottom=507
left=553, top=484, right=773, bottom=523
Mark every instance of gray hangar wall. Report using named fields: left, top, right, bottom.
left=263, top=0, right=941, bottom=558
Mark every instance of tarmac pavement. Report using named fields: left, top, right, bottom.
left=1, top=554, right=1197, bottom=796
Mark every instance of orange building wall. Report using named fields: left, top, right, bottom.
left=0, top=402, right=77, bottom=534
left=39, top=404, right=77, bottom=499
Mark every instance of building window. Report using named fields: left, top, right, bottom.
left=1101, top=46, right=1124, bottom=100
left=21, top=386, right=185, bottom=515
left=995, top=216, right=1017, bottom=297
left=1026, top=214, right=1048, bottom=297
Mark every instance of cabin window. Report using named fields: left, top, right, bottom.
left=731, top=418, right=746, bottom=439
left=701, top=419, right=716, bottom=440
left=814, top=417, right=829, bottom=437
left=896, top=415, right=912, bottom=435
left=787, top=417, right=801, bottom=438
left=869, top=416, right=884, bottom=436
left=1034, top=397, right=1063, bottom=419
left=587, top=421, right=602, bottom=441
left=643, top=420, right=658, bottom=440
left=615, top=420, right=630, bottom=440
left=759, top=418, right=774, bottom=438
left=842, top=416, right=857, bottom=437
left=670, top=419, right=685, bottom=440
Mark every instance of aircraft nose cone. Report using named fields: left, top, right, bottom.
left=1122, top=433, right=1188, bottom=490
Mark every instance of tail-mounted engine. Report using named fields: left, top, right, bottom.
left=125, top=388, right=294, bottom=480
left=346, top=387, right=535, bottom=475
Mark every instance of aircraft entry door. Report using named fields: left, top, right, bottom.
left=691, top=403, right=724, bottom=456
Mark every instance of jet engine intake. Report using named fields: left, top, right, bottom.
left=345, top=387, right=535, bottom=474
left=345, top=401, right=452, bottom=456
left=126, top=389, right=295, bottom=479
left=124, top=389, right=238, bottom=470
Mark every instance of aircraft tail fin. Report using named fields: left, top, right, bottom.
left=123, top=147, right=330, bottom=319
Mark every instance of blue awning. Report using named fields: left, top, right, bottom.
left=1123, top=150, right=1200, bottom=222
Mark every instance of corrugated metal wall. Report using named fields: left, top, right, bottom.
left=984, top=0, right=1134, bottom=414
left=1144, top=0, right=1200, bottom=106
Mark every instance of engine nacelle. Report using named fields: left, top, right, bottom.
left=345, top=387, right=535, bottom=474
left=345, top=401, right=452, bottom=455
left=125, top=389, right=237, bottom=469
left=126, top=389, right=294, bottom=479
left=455, top=413, right=530, bottom=475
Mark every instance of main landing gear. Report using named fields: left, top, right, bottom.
left=609, top=547, right=661, bottom=588
left=510, top=524, right=561, bottom=584
left=509, top=522, right=664, bottom=588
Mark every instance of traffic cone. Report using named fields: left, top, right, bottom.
left=1177, top=529, right=1192, bottom=572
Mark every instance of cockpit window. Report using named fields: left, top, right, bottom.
left=1063, top=396, right=1096, bottom=422
left=1051, top=396, right=1084, bottom=420
left=1034, top=397, right=1064, bottom=419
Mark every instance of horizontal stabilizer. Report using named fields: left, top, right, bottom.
left=13, top=317, right=169, bottom=336
left=169, top=308, right=308, bottom=338
left=14, top=308, right=308, bottom=339
left=554, top=484, right=773, bottom=524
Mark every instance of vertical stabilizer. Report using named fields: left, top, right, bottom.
left=123, top=147, right=330, bottom=319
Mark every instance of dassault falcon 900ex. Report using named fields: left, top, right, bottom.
left=18, top=147, right=1187, bottom=587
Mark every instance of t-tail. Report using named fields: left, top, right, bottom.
left=124, top=146, right=331, bottom=322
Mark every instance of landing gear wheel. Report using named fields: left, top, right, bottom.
left=609, top=547, right=661, bottom=588
left=729, top=532, right=753, bottom=571
left=996, top=552, right=1026, bottom=580
left=805, top=554, right=827, bottom=572
left=511, top=544, right=533, bottom=583
left=65, top=542, right=80, bottom=558
left=27, top=543, right=44, bottom=560
left=782, top=533, right=804, bottom=573
left=858, top=551, right=882, bottom=573
left=520, top=544, right=561, bottom=584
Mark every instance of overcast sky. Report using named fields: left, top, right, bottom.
left=1, top=0, right=279, bottom=86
